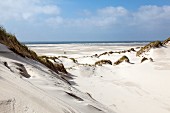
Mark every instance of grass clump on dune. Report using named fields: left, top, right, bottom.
left=95, top=60, right=112, bottom=66
left=141, top=57, right=148, bottom=63
left=136, top=41, right=162, bottom=56
left=70, top=58, right=78, bottom=63
left=0, top=26, right=67, bottom=74
left=141, top=57, right=153, bottom=63
left=162, top=37, right=170, bottom=45
left=136, top=37, right=170, bottom=56
left=39, top=56, right=67, bottom=74
left=0, top=26, right=38, bottom=59
left=114, top=55, right=130, bottom=65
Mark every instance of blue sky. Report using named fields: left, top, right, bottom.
left=1, top=0, right=170, bottom=42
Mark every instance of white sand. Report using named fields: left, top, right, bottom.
left=1, top=42, right=170, bottom=113
left=28, top=43, right=170, bottom=113
left=0, top=44, right=113, bottom=113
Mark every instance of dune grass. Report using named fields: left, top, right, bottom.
left=114, top=55, right=130, bottom=65
left=136, top=41, right=162, bottom=56
left=0, top=26, right=67, bottom=74
left=162, top=37, right=170, bottom=45
left=95, top=60, right=112, bottom=66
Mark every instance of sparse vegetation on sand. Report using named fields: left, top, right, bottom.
left=97, top=48, right=136, bottom=58
left=0, top=26, right=67, bottom=74
left=95, top=60, right=112, bottom=66
left=162, top=37, right=170, bottom=45
left=97, top=52, right=109, bottom=58
left=114, top=55, right=130, bottom=65
left=70, top=58, right=78, bottom=63
left=136, top=41, right=162, bottom=56
left=141, top=57, right=148, bottom=63
left=141, top=57, right=154, bottom=63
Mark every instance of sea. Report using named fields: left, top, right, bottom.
left=24, top=41, right=150, bottom=47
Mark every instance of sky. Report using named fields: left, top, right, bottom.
left=0, top=0, right=170, bottom=42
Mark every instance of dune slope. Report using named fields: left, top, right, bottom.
left=0, top=43, right=114, bottom=113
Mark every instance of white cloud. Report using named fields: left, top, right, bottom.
left=1, top=2, right=170, bottom=33
left=133, top=5, right=170, bottom=22
left=97, top=6, right=128, bottom=16
left=60, top=5, right=170, bottom=29
left=57, top=6, right=129, bottom=27
left=2, top=3, right=170, bottom=41
left=0, top=0, right=60, bottom=22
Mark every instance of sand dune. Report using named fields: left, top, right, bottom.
left=28, top=43, right=170, bottom=113
left=0, top=43, right=114, bottom=113
left=1, top=41, right=170, bottom=113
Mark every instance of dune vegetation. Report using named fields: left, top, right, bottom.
left=114, top=55, right=130, bottom=65
left=136, top=41, right=162, bottom=56
left=95, top=60, right=112, bottom=66
left=0, top=26, right=67, bottom=74
left=162, top=37, right=170, bottom=45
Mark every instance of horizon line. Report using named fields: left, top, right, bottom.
left=23, top=40, right=154, bottom=44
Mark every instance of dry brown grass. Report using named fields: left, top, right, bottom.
left=141, top=57, right=148, bottom=63
left=162, top=37, right=170, bottom=45
left=0, top=26, right=67, bottom=74
left=136, top=41, right=162, bottom=56
left=95, top=60, right=112, bottom=66
left=114, top=55, right=130, bottom=65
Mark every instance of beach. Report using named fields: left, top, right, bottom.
left=1, top=0, right=170, bottom=112
left=27, top=42, right=170, bottom=113
left=0, top=40, right=170, bottom=113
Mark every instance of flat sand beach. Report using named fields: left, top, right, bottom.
left=27, top=42, right=170, bottom=113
